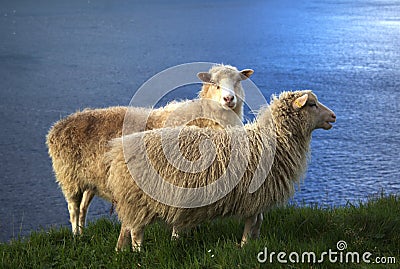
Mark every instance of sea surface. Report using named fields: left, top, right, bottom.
left=0, top=0, right=399, bottom=242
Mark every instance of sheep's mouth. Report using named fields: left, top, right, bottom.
left=324, top=120, right=335, bottom=130
left=225, top=103, right=236, bottom=109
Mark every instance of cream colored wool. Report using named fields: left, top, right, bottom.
left=46, top=64, right=253, bottom=235
left=107, top=90, right=336, bottom=250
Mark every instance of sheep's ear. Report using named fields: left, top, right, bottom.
left=240, top=69, right=254, bottom=80
left=292, top=94, right=308, bottom=109
left=197, top=72, right=212, bottom=83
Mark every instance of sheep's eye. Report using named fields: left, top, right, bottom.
left=308, top=103, right=317, bottom=108
left=216, top=85, right=220, bottom=90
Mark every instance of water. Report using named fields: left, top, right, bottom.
left=0, top=0, right=399, bottom=242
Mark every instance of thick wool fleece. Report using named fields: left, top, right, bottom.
left=107, top=91, right=315, bottom=232
left=46, top=65, right=246, bottom=215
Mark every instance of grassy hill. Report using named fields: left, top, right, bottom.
left=1, top=195, right=399, bottom=268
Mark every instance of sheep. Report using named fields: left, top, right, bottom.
left=106, top=90, right=336, bottom=251
left=46, top=64, right=254, bottom=236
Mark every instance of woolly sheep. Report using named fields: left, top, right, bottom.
left=106, top=90, right=336, bottom=251
left=46, top=64, right=254, bottom=236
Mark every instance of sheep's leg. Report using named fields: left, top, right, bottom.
left=78, top=189, right=95, bottom=234
left=241, top=214, right=260, bottom=247
left=131, top=227, right=144, bottom=252
left=171, top=226, right=180, bottom=240
left=250, top=213, right=263, bottom=239
left=66, top=193, right=83, bottom=235
left=116, top=222, right=131, bottom=252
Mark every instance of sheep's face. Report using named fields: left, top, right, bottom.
left=198, top=66, right=253, bottom=111
left=211, top=77, right=239, bottom=110
left=293, top=92, right=336, bottom=131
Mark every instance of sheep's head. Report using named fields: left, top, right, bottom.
left=270, top=90, right=336, bottom=136
left=291, top=91, right=336, bottom=131
left=197, top=65, right=253, bottom=112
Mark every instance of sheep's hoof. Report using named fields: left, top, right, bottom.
left=132, top=245, right=142, bottom=252
left=115, top=245, right=131, bottom=253
left=171, top=230, right=180, bottom=241
left=72, top=230, right=81, bottom=237
left=171, top=235, right=179, bottom=241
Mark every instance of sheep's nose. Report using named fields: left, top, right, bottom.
left=223, top=96, right=234, bottom=103
left=331, top=113, right=337, bottom=122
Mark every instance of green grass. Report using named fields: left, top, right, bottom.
left=1, top=195, right=399, bottom=268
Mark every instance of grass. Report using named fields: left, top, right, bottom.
left=1, top=195, right=399, bottom=268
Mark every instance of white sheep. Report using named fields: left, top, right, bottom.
left=106, top=90, right=336, bottom=251
left=46, top=64, right=254, bottom=236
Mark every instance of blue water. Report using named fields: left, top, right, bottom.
left=0, top=0, right=399, bottom=242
